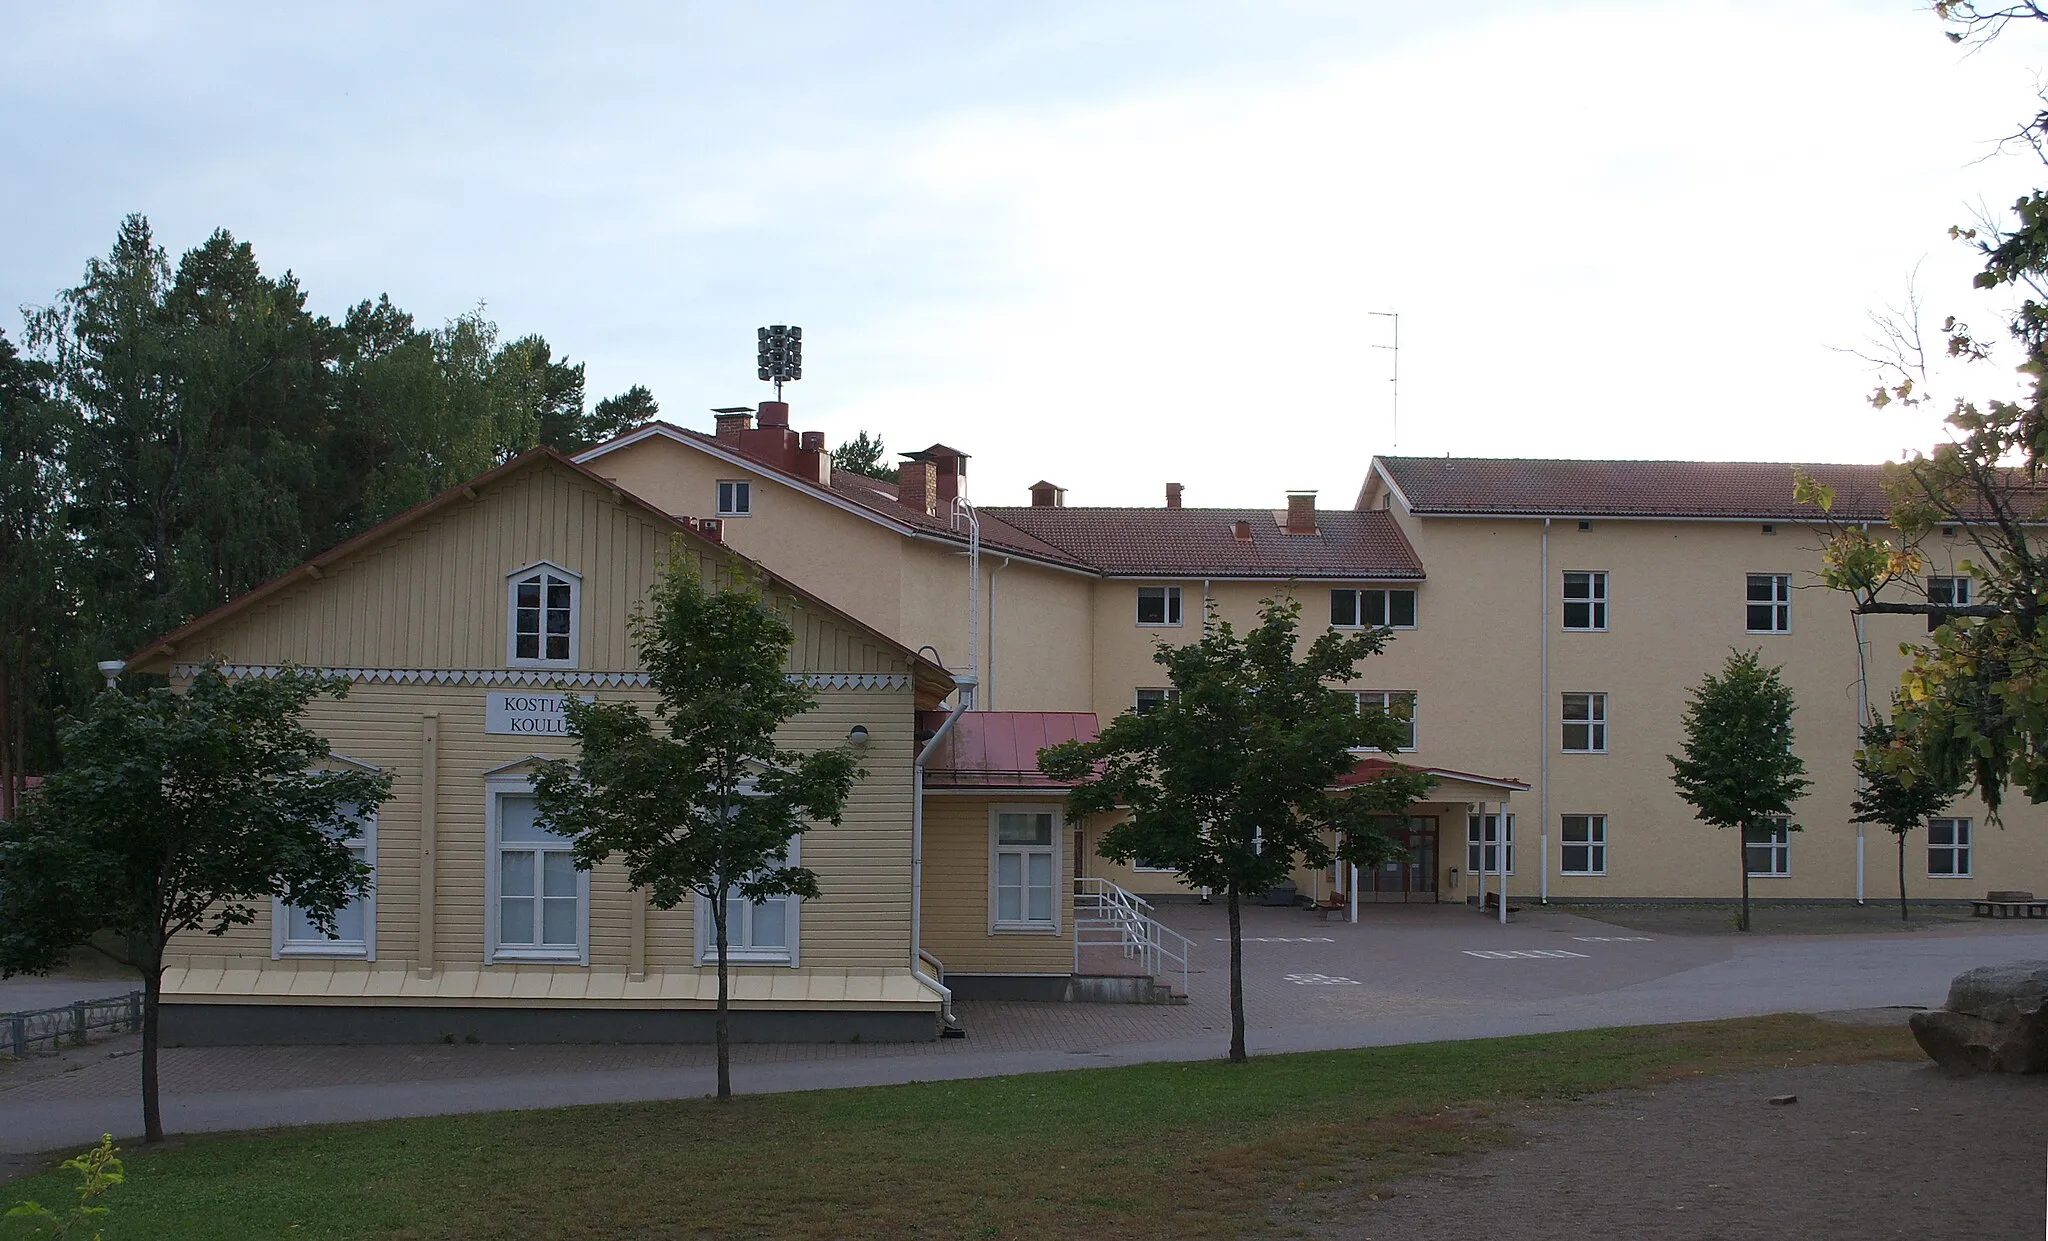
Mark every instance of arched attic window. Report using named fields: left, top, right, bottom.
left=506, top=561, right=581, bottom=668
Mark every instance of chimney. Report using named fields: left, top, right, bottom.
left=1029, top=480, right=1066, bottom=508
left=1285, top=491, right=1318, bottom=535
left=1232, top=519, right=1253, bottom=542
left=712, top=407, right=755, bottom=443
left=911, top=443, right=968, bottom=509
left=1165, top=483, right=1183, bottom=509
left=899, top=458, right=939, bottom=516
left=758, top=400, right=790, bottom=430
left=696, top=517, right=724, bottom=544
left=796, top=431, right=832, bottom=486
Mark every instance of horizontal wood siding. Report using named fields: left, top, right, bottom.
left=920, top=795, right=1075, bottom=975
left=169, top=681, right=917, bottom=977
left=187, top=461, right=902, bottom=677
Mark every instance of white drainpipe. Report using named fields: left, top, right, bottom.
left=954, top=498, right=982, bottom=711
left=912, top=695, right=965, bottom=1028
left=1539, top=517, right=1550, bottom=905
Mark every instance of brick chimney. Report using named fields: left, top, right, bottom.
left=1029, top=480, right=1066, bottom=508
left=899, top=458, right=939, bottom=516
left=696, top=517, right=724, bottom=544
left=797, top=431, right=832, bottom=486
left=909, top=444, right=968, bottom=509
left=1232, top=519, right=1253, bottom=542
left=758, top=400, right=790, bottom=429
left=712, top=407, right=755, bottom=443
left=1166, top=483, right=1183, bottom=509
left=1284, top=491, right=1318, bottom=536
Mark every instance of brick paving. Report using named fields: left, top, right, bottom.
left=5, top=901, right=2047, bottom=1158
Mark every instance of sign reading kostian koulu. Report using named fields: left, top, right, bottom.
left=485, top=691, right=587, bottom=736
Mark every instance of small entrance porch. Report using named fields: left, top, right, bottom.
left=1315, top=762, right=1532, bottom=923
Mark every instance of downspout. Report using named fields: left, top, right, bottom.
left=1540, top=518, right=1551, bottom=904
left=1854, top=527, right=1869, bottom=904
left=986, top=557, right=1011, bottom=710
left=954, top=498, right=982, bottom=711
left=912, top=695, right=964, bottom=1030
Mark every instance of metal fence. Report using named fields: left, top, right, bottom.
left=3, top=992, right=144, bottom=1058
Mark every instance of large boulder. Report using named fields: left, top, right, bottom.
left=1909, top=960, right=2048, bottom=1073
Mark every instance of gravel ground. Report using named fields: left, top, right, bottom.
left=1312, top=1060, right=2047, bottom=1240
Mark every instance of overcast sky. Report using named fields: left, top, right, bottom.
left=5, top=1, right=2045, bottom=507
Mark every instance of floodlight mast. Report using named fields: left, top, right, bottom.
left=756, top=324, right=804, bottom=401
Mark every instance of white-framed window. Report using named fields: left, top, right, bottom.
left=1354, top=690, right=1418, bottom=751
left=1560, top=814, right=1606, bottom=876
left=486, top=776, right=588, bottom=964
left=716, top=479, right=752, bottom=516
left=1466, top=812, right=1515, bottom=875
left=990, top=805, right=1061, bottom=933
left=1132, top=857, right=1177, bottom=872
left=696, top=837, right=802, bottom=967
left=1561, top=692, right=1606, bottom=753
left=1134, top=687, right=1179, bottom=714
left=1330, top=588, right=1417, bottom=629
left=1746, top=573, right=1791, bottom=634
left=1745, top=817, right=1791, bottom=877
left=274, top=803, right=376, bottom=959
left=1928, top=575, right=1972, bottom=632
left=1136, top=585, right=1183, bottom=626
left=506, top=561, right=581, bottom=667
left=1562, top=571, right=1607, bottom=631
left=1928, top=817, right=1972, bottom=877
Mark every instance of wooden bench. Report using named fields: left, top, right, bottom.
left=1313, top=896, right=1349, bottom=922
left=1972, top=890, right=2048, bottom=918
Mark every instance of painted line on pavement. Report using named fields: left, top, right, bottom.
left=1283, top=973, right=1361, bottom=985
left=1463, top=949, right=1591, bottom=960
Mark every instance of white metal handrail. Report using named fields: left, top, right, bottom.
left=1073, top=877, right=1192, bottom=997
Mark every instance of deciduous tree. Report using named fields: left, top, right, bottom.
left=531, top=552, right=861, bottom=1099
left=0, top=667, right=387, bottom=1142
left=1668, top=650, right=1811, bottom=932
left=1039, top=597, right=1433, bottom=1063
left=1851, top=706, right=1970, bottom=920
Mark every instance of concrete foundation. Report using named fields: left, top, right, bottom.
left=159, top=1003, right=941, bottom=1046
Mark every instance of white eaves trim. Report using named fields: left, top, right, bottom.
left=576, top=424, right=1098, bottom=578
left=1357, top=458, right=1414, bottom=514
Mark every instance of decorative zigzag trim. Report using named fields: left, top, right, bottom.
left=173, top=665, right=912, bottom=692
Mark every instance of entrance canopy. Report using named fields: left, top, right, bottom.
left=1333, top=757, right=1530, bottom=804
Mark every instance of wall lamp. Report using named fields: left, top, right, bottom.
left=847, top=725, right=870, bottom=746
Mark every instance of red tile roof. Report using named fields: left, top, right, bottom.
left=1376, top=457, right=1895, bottom=521
left=982, top=506, right=1424, bottom=579
left=918, top=710, right=1098, bottom=789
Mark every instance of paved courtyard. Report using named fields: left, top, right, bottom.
left=4, top=900, right=2045, bottom=1162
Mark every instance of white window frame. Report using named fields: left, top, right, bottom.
left=1745, top=817, right=1792, bottom=877
left=1561, top=692, right=1607, bottom=753
left=506, top=561, right=582, bottom=669
left=1928, top=575, right=1972, bottom=632
left=1136, top=585, right=1183, bottom=627
left=1355, top=690, right=1418, bottom=752
left=716, top=479, right=752, bottom=517
left=1561, top=571, right=1608, bottom=632
left=1746, top=573, right=1791, bottom=634
left=1466, top=812, right=1515, bottom=876
left=1927, top=817, right=1972, bottom=878
left=485, top=773, right=589, bottom=965
left=694, top=836, right=802, bottom=968
left=273, top=804, right=376, bottom=960
left=1330, top=587, right=1418, bottom=630
left=989, top=803, right=1062, bottom=934
left=1559, top=813, right=1606, bottom=876
left=1131, top=856, right=1178, bottom=873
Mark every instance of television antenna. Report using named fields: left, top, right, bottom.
left=1369, top=310, right=1399, bottom=451
left=756, top=325, right=803, bottom=400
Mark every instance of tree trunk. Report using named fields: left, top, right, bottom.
left=1738, top=829, right=1752, bottom=933
left=141, top=954, right=164, bottom=1143
left=713, top=894, right=731, bottom=1101
left=1898, top=832, right=1909, bottom=922
left=1226, top=886, right=1247, bottom=1063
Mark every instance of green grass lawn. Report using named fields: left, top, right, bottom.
left=1, top=1014, right=1916, bottom=1241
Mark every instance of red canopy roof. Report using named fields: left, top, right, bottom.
left=918, top=711, right=1099, bottom=789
